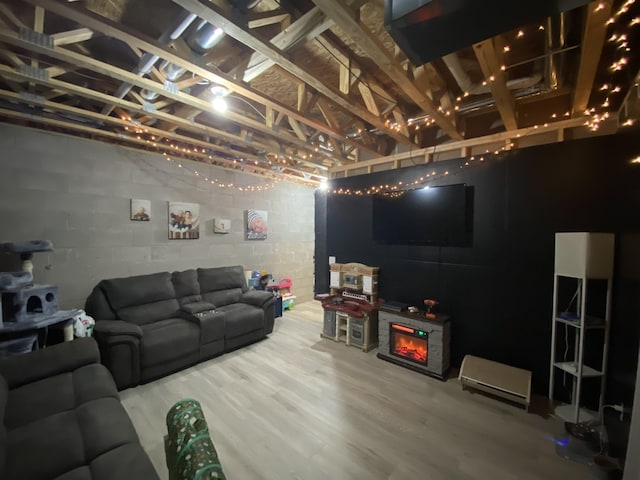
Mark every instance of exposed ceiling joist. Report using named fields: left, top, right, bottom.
left=0, top=27, right=338, bottom=167
left=330, top=116, right=600, bottom=176
left=171, top=0, right=415, bottom=146
left=311, top=0, right=462, bottom=141
left=50, top=27, right=94, bottom=46
left=17, top=0, right=374, bottom=162
left=473, top=37, right=518, bottom=130
left=243, top=7, right=331, bottom=82
left=0, top=87, right=323, bottom=176
left=572, top=0, right=613, bottom=117
left=247, top=9, right=289, bottom=29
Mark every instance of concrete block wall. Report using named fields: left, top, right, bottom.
left=0, top=124, right=315, bottom=308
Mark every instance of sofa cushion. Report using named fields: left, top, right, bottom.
left=218, top=303, right=264, bottom=338
left=102, top=272, right=176, bottom=311
left=198, top=266, right=248, bottom=294
left=141, top=318, right=200, bottom=368
left=5, top=397, right=140, bottom=480
left=172, top=269, right=201, bottom=305
left=5, top=363, right=119, bottom=430
left=117, top=299, right=180, bottom=326
left=196, top=311, right=226, bottom=345
left=201, top=288, right=243, bottom=308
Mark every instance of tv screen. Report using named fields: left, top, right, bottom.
left=372, top=184, right=471, bottom=245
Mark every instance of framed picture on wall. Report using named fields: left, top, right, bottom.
left=168, top=202, right=200, bottom=239
left=130, top=199, right=150, bottom=221
left=246, top=209, right=267, bottom=240
left=214, top=218, right=230, bottom=234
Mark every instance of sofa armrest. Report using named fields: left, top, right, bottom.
left=0, top=337, right=99, bottom=389
left=92, top=320, right=142, bottom=390
left=241, top=290, right=275, bottom=308
left=94, top=320, right=143, bottom=338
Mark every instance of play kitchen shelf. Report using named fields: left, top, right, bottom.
left=316, top=262, right=380, bottom=352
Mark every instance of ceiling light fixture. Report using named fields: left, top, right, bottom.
left=210, top=85, right=229, bottom=113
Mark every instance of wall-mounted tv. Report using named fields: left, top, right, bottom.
left=372, top=184, right=472, bottom=246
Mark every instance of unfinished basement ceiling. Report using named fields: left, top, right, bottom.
left=0, top=0, right=638, bottom=185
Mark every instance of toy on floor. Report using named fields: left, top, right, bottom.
left=278, top=278, right=295, bottom=310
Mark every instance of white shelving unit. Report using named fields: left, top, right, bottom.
left=549, top=233, right=614, bottom=424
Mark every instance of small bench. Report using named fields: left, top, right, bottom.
left=459, top=355, right=532, bottom=410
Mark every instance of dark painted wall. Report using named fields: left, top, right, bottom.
left=315, top=132, right=640, bottom=412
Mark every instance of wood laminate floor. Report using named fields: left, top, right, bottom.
left=121, top=302, right=592, bottom=480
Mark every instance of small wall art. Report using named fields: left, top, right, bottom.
left=246, top=209, right=268, bottom=240
left=214, top=218, right=230, bottom=234
left=168, top=201, right=200, bottom=239
left=130, top=199, right=150, bottom=221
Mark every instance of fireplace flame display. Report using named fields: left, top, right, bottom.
left=391, top=323, right=428, bottom=364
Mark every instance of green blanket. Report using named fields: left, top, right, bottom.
left=165, top=398, right=226, bottom=480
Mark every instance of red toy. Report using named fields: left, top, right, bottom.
left=423, top=299, right=439, bottom=319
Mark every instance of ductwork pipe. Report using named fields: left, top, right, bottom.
left=101, top=11, right=198, bottom=115
left=186, top=21, right=225, bottom=53
left=546, top=13, right=566, bottom=91
left=443, top=53, right=543, bottom=95
left=134, top=20, right=225, bottom=105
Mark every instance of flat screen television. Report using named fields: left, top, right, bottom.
left=372, top=184, right=472, bottom=246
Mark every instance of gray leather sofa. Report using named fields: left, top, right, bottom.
left=0, top=338, right=159, bottom=480
left=85, top=266, right=275, bottom=390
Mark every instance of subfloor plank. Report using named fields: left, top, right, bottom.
left=120, top=302, right=592, bottom=480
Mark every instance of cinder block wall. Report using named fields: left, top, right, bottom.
left=0, top=124, right=315, bottom=308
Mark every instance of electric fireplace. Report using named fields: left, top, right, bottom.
left=390, top=323, right=428, bottom=366
left=378, top=307, right=450, bottom=379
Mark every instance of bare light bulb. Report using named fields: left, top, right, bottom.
left=212, top=96, right=227, bottom=113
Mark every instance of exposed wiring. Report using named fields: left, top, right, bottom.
left=227, top=94, right=267, bottom=121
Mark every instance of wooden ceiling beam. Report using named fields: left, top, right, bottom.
left=0, top=27, right=343, bottom=166
left=357, top=82, right=380, bottom=116
left=288, top=117, right=308, bottom=141
left=0, top=64, right=280, bottom=157
left=0, top=4, right=27, bottom=30
left=0, top=108, right=320, bottom=184
left=0, top=67, right=333, bottom=173
left=51, top=27, right=95, bottom=46
left=392, top=107, right=409, bottom=137
left=171, top=0, right=414, bottom=146
left=311, top=0, right=462, bottom=141
left=243, top=7, right=332, bottom=83
left=330, top=117, right=595, bottom=175
left=473, top=37, right=517, bottom=131
left=572, top=0, right=613, bottom=117
left=0, top=88, right=289, bottom=170
left=247, top=9, right=289, bottom=29
left=317, top=32, right=399, bottom=108
left=317, top=98, right=340, bottom=130
left=18, top=0, right=372, bottom=160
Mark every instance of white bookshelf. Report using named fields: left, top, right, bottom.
left=549, top=233, right=614, bottom=424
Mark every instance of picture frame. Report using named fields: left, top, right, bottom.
left=168, top=201, right=200, bottom=239
left=246, top=209, right=267, bottom=240
left=214, top=218, right=231, bottom=234
left=130, top=199, right=151, bottom=221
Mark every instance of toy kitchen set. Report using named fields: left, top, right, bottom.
left=316, top=262, right=381, bottom=352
